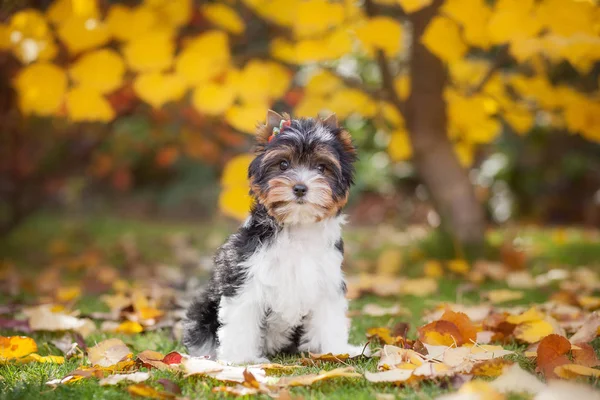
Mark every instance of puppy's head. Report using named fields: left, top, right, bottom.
left=249, top=110, right=357, bottom=225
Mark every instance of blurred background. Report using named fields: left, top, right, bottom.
left=1, top=0, right=599, bottom=259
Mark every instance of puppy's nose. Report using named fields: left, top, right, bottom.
left=293, top=184, right=308, bottom=197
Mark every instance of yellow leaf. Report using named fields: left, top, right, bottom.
left=388, top=129, right=412, bottom=161
left=514, top=320, right=554, bottom=343
left=399, top=278, right=438, bottom=297
left=424, top=260, right=443, bottom=278
left=381, top=102, right=405, bottom=127
left=88, top=338, right=132, bottom=368
left=487, top=0, right=541, bottom=44
left=202, top=3, right=245, bottom=34
left=225, top=103, right=267, bottom=134
left=219, top=154, right=254, bottom=220
left=46, top=0, right=100, bottom=24
left=554, top=364, right=600, bottom=379
left=57, top=16, right=111, bottom=54
left=329, top=88, right=377, bottom=119
left=123, top=30, right=174, bottom=72
left=453, top=141, right=475, bottom=167
left=397, top=0, right=433, bottom=13
left=537, top=0, right=597, bottom=36
left=10, top=9, right=49, bottom=39
left=294, top=0, right=344, bottom=38
left=106, top=4, right=156, bottom=42
left=276, top=367, right=361, bottom=387
left=127, top=383, right=175, bottom=399
left=56, top=286, right=81, bottom=302
left=273, top=28, right=353, bottom=64
left=393, top=75, right=411, bottom=101
left=421, top=16, right=467, bottom=62
left=448, top=259, right=469, bottom=275
left=564, top=96, right=600, bottom=142
left=355, top=17, right=403, bottom=57
left=14, top=62, right=67, bottom=116
left=503, top=104, right=534, bottom=135
left=442, top=0, right=492, bottom=49
left=487, top=289, right=525, bottom=304
left=115, top=321, right=144, bottom=334
left=192, top=83, right=236, bottom=116
left=175, top=30, right=230, bottom=85
left=237, top=60, right=291, bottom=103
left=578, top=296, right=600, bottom=311
left=294, top=95, right=330, bottom=118
left=0, top=336, right=38, bottom=360
left=0, top=24, right=11, bottom=49
left=8, top=10, right=57, bottom=63
left=133, top=72, right=188, bottom=108
left=506, top=307, right=545, bottom=324
left=376, top=249, right=403, bottom=276
left=70, top=49, right=125, bottom=94
left=305, top=70, right=343, bottom=96
left=66, top=87, right=114, bottom=122
left=221, top=154, right=255, bottom=191
left=143, top=0, right=191, bottom=29
left=16, top=353, right=65, bottom=364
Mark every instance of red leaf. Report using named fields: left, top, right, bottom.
left=162, top=351, right=183, bottom=365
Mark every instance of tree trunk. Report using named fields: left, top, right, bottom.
left=406, top=1, right=485, bottom=249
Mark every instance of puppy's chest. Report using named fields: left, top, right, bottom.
left=246, top=222, right=343, bottom=319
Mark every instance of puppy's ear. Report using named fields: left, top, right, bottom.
left=321, top=113, right=338, bottom=130
left=256, top=110, right=284, bottom=145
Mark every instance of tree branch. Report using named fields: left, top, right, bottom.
left=467, top=45, right=510, bottom=96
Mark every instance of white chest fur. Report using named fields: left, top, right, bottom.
left=240, top=216, right=344, bottom=324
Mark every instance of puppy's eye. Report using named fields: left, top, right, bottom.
left=317, top=164, right=326, bottom=173
left=279, top=160, right=289, bottom=171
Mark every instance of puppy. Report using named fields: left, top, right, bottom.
left=183, top=110, right=362, bottom=364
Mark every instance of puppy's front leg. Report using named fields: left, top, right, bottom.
left=300, top=294, right=364, bottom=357
left=216, top=295, right=267, bottom=364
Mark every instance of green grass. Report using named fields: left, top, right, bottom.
left=1, top=212, right=599, bottom=399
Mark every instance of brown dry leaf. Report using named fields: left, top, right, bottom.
left=99, top=372, right=150, bottom=386
left=487, top=289, right=525, bottom=304
left=137, top=350, right=169, bottom=370
left=127, top=383, right=175, bottom=399
left=361, top=303, right=411, bottom=317
left=472, top=359, right=514, bottom=377
left=378, top=345, right=425, bottom=370
left=418, top=320, right=463, bottom=346
left=440, top=311, right=477, bottom=345
left=0, top=336, right=38, bottom=360
left=46, top=366, right=104, bottom=386
left=275, top=367, right=361, bottom=387
left=569, top=312, right=600, bottom=344
left=412, top=361, right=454, bottom=378
left=425, top=304, right=492, bottom=323
left=247, top=363, right=302, bottom=372
left=536, top=334, right=571, bottom=378
left=182, top=357, right=267, bottom=383
left=364, top=368, right=415, bottom=383
left=553, top=364, right=600, bottom=379
left=572, top=343, right=600, bottom=367
left=309, top=352, right=350, bottom=362
left=88, top=338, right=132, bottom=367
left=490, top=364, right=546, bottom=395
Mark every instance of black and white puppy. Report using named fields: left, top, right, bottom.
left=183, top=110, right=362, bottom=364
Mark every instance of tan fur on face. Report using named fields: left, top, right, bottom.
left=338, top=129, right=356, bottom=156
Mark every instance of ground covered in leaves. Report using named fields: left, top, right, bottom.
left=1, top=213, right=600, bottom=399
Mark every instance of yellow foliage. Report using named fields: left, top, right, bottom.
left=225, top=103, right=267, bottom=134
left=397, top=0, right=433, bottom=13
left=448, top=59, right=490, bottom=91
left=106, top=4, right=156, bottom=42
left=446, top=90, right=500, bottom=144
left=243, top=0, right=295, bottom=27
left=192, top=82, right=236, bottom=116
left=329, top=88, right=377, bottom=119
left=376, top=249, right=403, bottom=276
left=66, top=87, right=115, bottom=122
left=69, top=49, right=125, bottom=94
left=202, top=4, right=245, bottom=34
left=421, top=16, right=467, bottom=62
left=442, top=0, right=492, bottom=49
left=10, top=9, right=49, bottom=39
left=143, top=0, right=191, bottom=29
left=272, top=29, right=353, bottom=64
left=294, top=0, right=344, bottom=38
left=0, top=336, right=38, bottom=360
left=537, top=0, right=598, bottom=36
left=453, top=141, right=474, bottom=167
left=175, top=30, right=230, bottom=85
left=237, top=60, right=291, bottom=103
left=487, top=0, right=541, bottom=44
left=380, top=102, right=405, bottom=127
left=393, top=75, right=411, bottom=101
left=8, top=9, right=57, bottom=63
left=14, top=62, right=67, bottom=116
left=305, top=70, right=343, bottom=96
left=294, top=95, right=330, bottom=118
left=503, top=104, right=534, bottom=135
left=564, top=97, right=600, bottom=143
left=355, top=17, right=403, bottom=57
left=123, top=30, right=174, bottom=72
left=388, top=129, right=412, bottom=161
left=46, top=0, right=99, bottom=24
left=57, top=16, right=111, bottom=54
left=447, top=259, right=469, bottom=275
left=219, top=154, right=254, bottom=220
left=133, top=72, right=188, bottom=108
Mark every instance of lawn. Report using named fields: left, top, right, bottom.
left=1, top=213, right=599, bottom=399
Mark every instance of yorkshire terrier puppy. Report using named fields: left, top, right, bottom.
left=183, top=110, right=362, bottom=364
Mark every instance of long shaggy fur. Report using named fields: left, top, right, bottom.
left=183, top=115, right=362, bottom=364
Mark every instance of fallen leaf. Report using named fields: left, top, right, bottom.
left=367, top=327, right=398, bottom=345
left=553, top=364, right=600, bottom=379
left=376, top=248, right=403, bottom=276
left=487, top=289, right=525, bottom=304
left=490, top=364, right=546, bottom=395
left=440, top=311, right=477, bottom=345
left=471, top=359, right=513, bottom=377
left=24, top=305, right=95, bottom=336
left=572, top=343, right=600, bottom=367
left=14, top=353, right=65, bottom=364
left=212, top=386, right=260, bottom=396
left=309, top=352, right=350, bottom=362
left=127, top=383, right=175, bottom=399
left=182, top=357, right=267, bottom=383
left=378, top=345, right=425, bottom=370
left=418, top=320, right=463, bottom=346
left=99, top=372, right=150, bottom=386
left=46, top=366, right=104, bottom=386
left=137, top=350, right=168, bottom=370
left=569, top=312, right=600, bottom=344
left=536, top=334, right=571, bottom=378
left=361, top=303, right=411, bottom=317
left=116, top=320, right=144, bottom=334
left=514, top=320, right=554, bottom=343
left=364, top=368, right=414, bottom=383
left=399, top=278, right=438, bottom=297
left=156, top=379, right=181, bottom=395
left=0, top=336, right=37, bottom=360
left=275, top=367, right=361, bottom=387
left=88, top=338, right=132, bottom=367
left=162, top=351, right=183, bottom=365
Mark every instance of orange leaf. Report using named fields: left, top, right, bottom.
left=536, top=334, right=571, bottom=378
left=418, top=320, right=463, bottom=346
left=0, top=336, right=38, bottom=360
left=440, top=310, right=477, bottom=345
left=572, top=343, right=600, bottom=368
